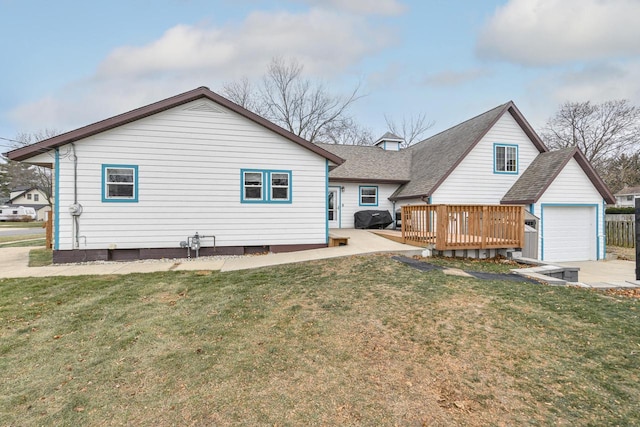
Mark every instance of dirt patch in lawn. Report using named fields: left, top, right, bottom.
left=607, top=245, right=636, bottom=261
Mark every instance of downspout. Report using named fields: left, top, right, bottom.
left=69, top=143, right=84, bottom=249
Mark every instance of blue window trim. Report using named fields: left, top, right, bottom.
left=540, top=203, right=599, bottom=261
left=493, top=143, right=518, bottom=175
left=359, top=185, right=378, bottom=206
left=240, top=169, right=292, bottom=204
left=102, top=164, right=139, bottom=203
left=241, top=169, right=266, bottom=203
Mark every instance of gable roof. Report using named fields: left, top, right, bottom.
left=317, top=143, right=412, bottom=183
left=376, top=132, right=403, bottom=142
left=5, top=87, right=344, bottom=165
left=10, top=185, right=31, bottom=192
left=9, top=187, right=35, bottom=199
left=501, top=146, right=615, bottom=205
left=615, top=185, right=640, bottom=196
left=390, top=101, right=548, bottom=200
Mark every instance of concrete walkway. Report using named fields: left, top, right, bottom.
left=2, top=231, right=638, bottom=290
left=0, top=229, right=422, bottom=279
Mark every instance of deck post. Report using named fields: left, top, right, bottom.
left=518, top=206, right=525, bottom=249
left=481, top=206, right=489, bottom=249
left=401, top=205, right=407, bottom=243
left=436, top=205, right=447, bottom=250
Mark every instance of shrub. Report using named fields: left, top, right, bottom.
left=606, top=207, right=636, bottom=214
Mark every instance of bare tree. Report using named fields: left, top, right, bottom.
left=321, top=118, right=374, bottom=146
left=384, top=113, right=434, bottom=148
left=0, top=130, right=60, bottom=205
left=540, top=100, right=640, bottom=169
left=0, top=157, right=38, bottom=199
left=222, top=76, right=264, bottom=116
left=222, top=57, right=366, bottom=144
left=599, top=151, right=640, bottom=194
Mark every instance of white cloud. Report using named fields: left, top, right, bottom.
left=10, top=8, right=395, bottom=133
left=297, top=0, right=406, bottom=15
left=477, top=0, right=640, bottom=66
left=551, top=61, right=640, bottom=104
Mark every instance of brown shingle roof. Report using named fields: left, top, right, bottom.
left=317, top=143, right=411, bottom=183
left=390, top=101, right=548, bottom=200
left=501, top=147, right=576, bottom=204
left=501, top=147, right=615, bottom=204
left=320, top=101, right=550, bottom=199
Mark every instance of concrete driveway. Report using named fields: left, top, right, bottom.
left=558, top=260, right=639, bottom=288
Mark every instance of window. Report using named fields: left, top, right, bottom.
left=27, top=194, right=32, bottom=200
left=34, top=194, right=39, bottom=202
left=243, top=171, right=263, bottom=201
left=359, top=186, right=378, bottom=206
left=241, top=169, right=292, bottom=203
left=102, top=165, right=138, bottom=202
left=271, top=172, right=290, bottom=201
left=627, top=195, right=634, bottom=201
left=494, top=144, right=518, bottom=174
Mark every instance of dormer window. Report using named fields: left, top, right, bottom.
left=494, top=144, right=518, bottom=174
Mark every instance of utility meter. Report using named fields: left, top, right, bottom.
left=68, top=203, right=83, bottom=216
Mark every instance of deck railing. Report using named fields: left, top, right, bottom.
left=401, top=204, right=524, bottom=251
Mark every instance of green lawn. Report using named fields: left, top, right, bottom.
left=0, top=238, right=46, bottom=248
left=0, top=222, right=45, bottom=228
left=0, top=255, right=638, bottom=426
left=0, top=234, right=44, bottom=245
left=28, top=248, right=53, bottom=266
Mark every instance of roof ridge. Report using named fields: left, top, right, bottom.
left=408, top=101, right=511, bottom=150
left=6, top=87, right=344, bottom=165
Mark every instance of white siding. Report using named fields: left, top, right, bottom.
left=432, top=113, right=541, bottom=204
left=532, top=158, right=605, bottom=260
left=330, top=181, right=399, bottom=228
left=55, top=99, right=328, bottom=250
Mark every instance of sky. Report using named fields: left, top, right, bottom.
left=1, top=0, right=640, bottom=152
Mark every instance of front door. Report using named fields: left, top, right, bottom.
left=328, top=187, right=341, bottom=228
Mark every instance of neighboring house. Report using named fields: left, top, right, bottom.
left=5, top=88, right=614, bottom=263
left=319, top=101, right=614, bottom=262
left=613, top=186, right=640, bottom=207
left=8, top=186, right=51, bottom=220
left=6, top=87, right=343, bottom=263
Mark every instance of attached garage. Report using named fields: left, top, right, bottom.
left=541, top=205, right=598, bottom=262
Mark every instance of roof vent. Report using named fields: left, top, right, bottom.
left=184, top=101, right=225, bottom=114
left=374, top=132, right=404, bottom=151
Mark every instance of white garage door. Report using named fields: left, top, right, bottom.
left=543, top=206, right=597, bottom=262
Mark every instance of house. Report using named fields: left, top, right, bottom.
left=5, top=87, right=614, bottom=263
left=8, top=186, right=51, bottom=220
left=318, top=101, right=614, bottom=262
left=5, top=87, right=343, bottom=263
left=613, top=186, right=640, bottom=208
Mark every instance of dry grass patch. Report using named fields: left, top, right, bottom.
left=0, top=255, right=638, bottom=426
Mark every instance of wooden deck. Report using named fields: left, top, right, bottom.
left=400, top=204, right=524, bottom=251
